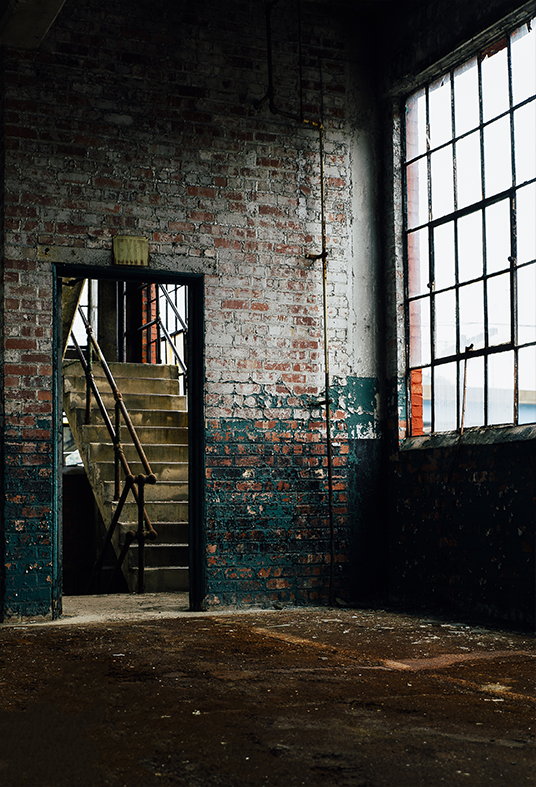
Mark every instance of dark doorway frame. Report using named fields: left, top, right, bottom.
left=54, top=263, right=206, bottom=611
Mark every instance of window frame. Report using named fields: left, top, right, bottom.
left=401, top=14, right=536, bottom=438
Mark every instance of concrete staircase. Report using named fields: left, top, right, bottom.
left=63, top=359, right=189, bottom=592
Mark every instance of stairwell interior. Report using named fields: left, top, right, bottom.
left=61, top=277, right=190, bottom=595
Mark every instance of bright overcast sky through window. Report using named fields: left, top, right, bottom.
left=404, top=17, right=536, bottom=435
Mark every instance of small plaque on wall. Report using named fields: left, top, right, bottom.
left=113, top=236, right=149, bottom=266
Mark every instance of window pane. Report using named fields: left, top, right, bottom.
left=481, top=42, right=509, bottom=122
left=409, top=297, right=431, bottom=367
left=434, top=362, right=457, bottom=431
left=406, top=88, right=427, bottom=160
left=431, top=145, right=454, bottom=219
left=423, top=367, right=432, bottom=432
left=514, top=101, right=536, bottom=184
left=406, top=157, right=428, bottom=229
left=434, top=289, right=456, bottom=358
left=518, top=345, right=536, bottom=424
left=460, top=354, right=484, bottom=428
left=408, top=227, right=429, bottom=297
left=459, top=281, right=484, bottom=350
left=488, top=351, right=514, bottom=424
left=456, top=131, right=482, bottom=209
left=516, top=182, right=536, bottom=264
left=517, top=263, right=536, bottom=344
left=429, top=74, right=452, bottom=149
left=434, top=222, right=455, bottom=290
left=511, top=19, right=536, bottom=106
left=484, top=116, right=512, bottom=197
left=487, top=272, right=511, bottom=346
left=458, top=211, right=483, bottom=282
left=485, top=199, right=511, bottom=274
left=454, top=58, right=479, bottom=136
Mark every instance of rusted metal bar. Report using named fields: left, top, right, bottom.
left=79, top=308, right=156, bottom=481
left=114, top=399, right=121, bottom=500
left=137, top=475, right=145, bottom=594
left=73, top=308, right=158, bottom=592
left=106, top=531, right=135, bottom=593
left=158, top=318, right=187, bottom=373
left=71, top=333, right=116, bottom=439
left=85, top=474, right=135, bottom=593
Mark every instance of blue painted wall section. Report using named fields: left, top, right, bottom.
left=204, top=376, right=381, bottom=607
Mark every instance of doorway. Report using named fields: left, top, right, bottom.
left=55, top=265, right=205, bottom=610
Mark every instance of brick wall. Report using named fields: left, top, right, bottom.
left=0, top=0, right=382, bottom=616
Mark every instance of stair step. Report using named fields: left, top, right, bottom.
left=119, top=521, right=189, bottom=543
left=65, top=396, right=187, bottom=428
left=112, top=500, right=189, bottom=523
left=64, top=360, right=181, bottom=381
left=88, top=442, right=189, bottom=464
left=66, top=390, right=186, bottom=412
left=65, top=373, right=182, bottom=396
left=63, top=359, right=190, bottom=594
left=103, top=480, right=188, bottom=502
left=129, top=543, right=189, bottom=568
left=81, top=423, right=188, bottom=445
left=89, top=460, right=188, bottom=483
left=129, top=566, right=189, bottom=593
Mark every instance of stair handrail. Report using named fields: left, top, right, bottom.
left=70, top=307, right=157, bottom=593
left=138, top=283, right=187, bottom=373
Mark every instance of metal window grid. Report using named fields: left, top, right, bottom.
left=403, top=18, right=536, bottom=435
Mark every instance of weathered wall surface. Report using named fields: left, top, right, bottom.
left=0, top=0, right=381, bottom=617
left=382, top=0, right=536, bottom=625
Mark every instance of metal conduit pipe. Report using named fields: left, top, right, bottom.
left=256, top=0, right=337, bottom=605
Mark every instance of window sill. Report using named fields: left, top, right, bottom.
left=401, top=423, right=536, bottom=451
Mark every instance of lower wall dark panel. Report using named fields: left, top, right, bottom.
left=387, top=437, right=535, bottom=627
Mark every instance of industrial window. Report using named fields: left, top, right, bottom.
left=404, top=17, right=536, bottom=435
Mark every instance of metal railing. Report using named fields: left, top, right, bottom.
left=71, top=307, right=158, bottom=594
left=139, top=283, right=187, bottom=384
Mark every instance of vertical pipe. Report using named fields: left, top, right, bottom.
left=318, top=125, right=336, bottom=607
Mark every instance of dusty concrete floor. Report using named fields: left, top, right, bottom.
left=0, top=595, right=534, bottom=786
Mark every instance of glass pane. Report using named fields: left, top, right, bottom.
left=484, top=116, right=512, bottom=197
left=454, top=58, right=479, bottom=136
left=434, top=362, right=457, bottom=431
left=406, top=88, right=427, bottom=160
left=514, top=101, right=536, bottom=185
left=459, top=281, right=484, bottom=350
left=487, top=272, right=511, bottom=346
left=485, top=199, right=511, bottom=274
left=429, top=74, right=452, bottom=149
left=408, top=228, right=429, bottom=297
left=406, top=157, right=428, bottom=229
left=431, top=145, right=454, bottom=219
left=423, top=367, right=432, bottom=432
left=516, top=182, right=536, bottom=264
left=456, top=131, right=482, bottom=209
left=460, top=354, right=484, bottom=428
left=518, top=345, right=536, bottom=424
left=488, top=351, right=514, bottom=425
left=481, top=42, right=509, bottom=122
left=458, top=211, right=483, bottom=282
left=409, top=297, right=431, bottom=367
left=434, top=289, right=456, bottom=359
left=517, top=263, right=536, bottom=344
left=434, top=222, right=455, bottom=291
left=511, top=19, right=536, bottom=106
